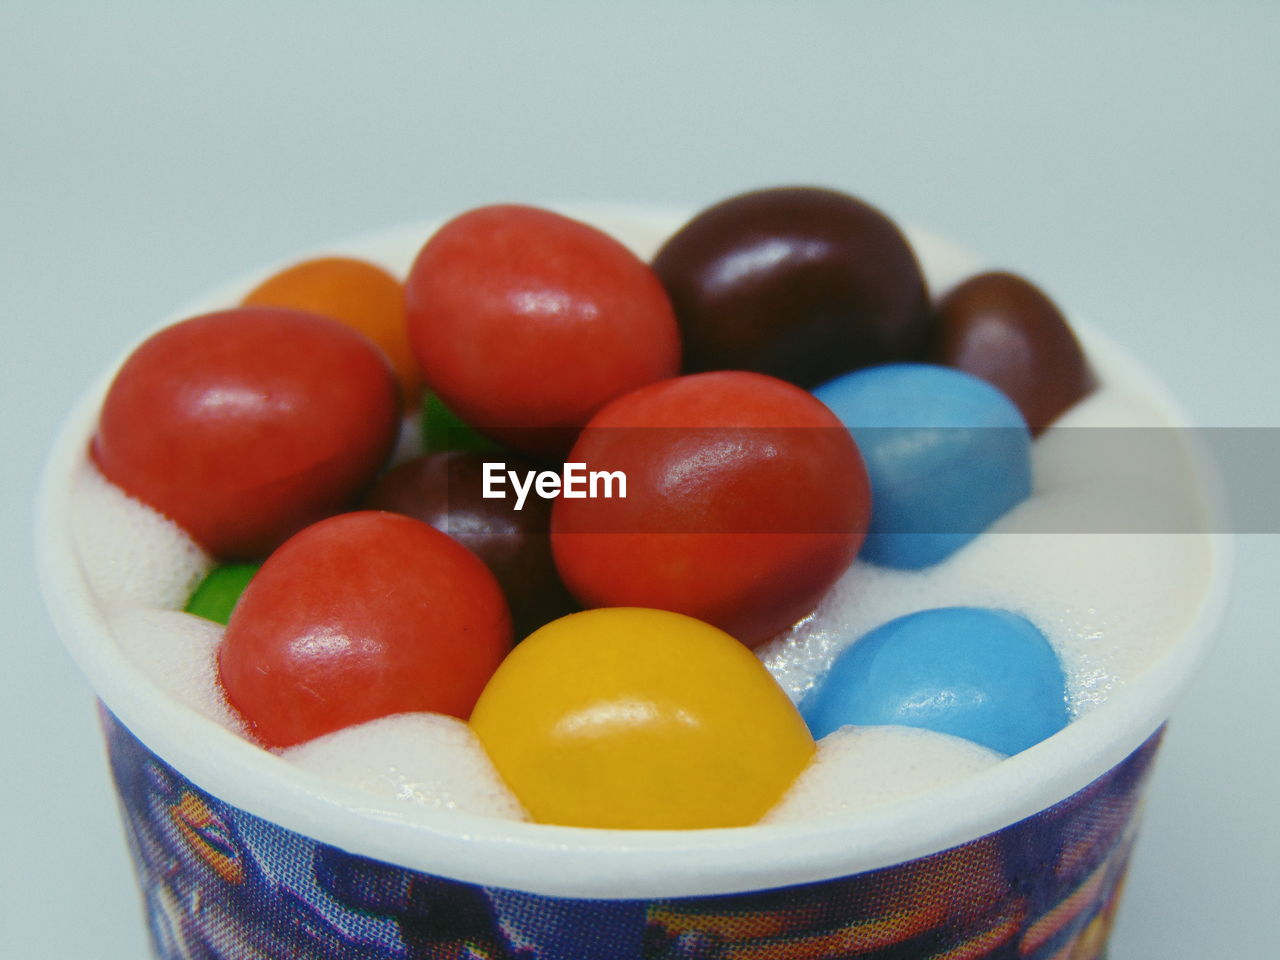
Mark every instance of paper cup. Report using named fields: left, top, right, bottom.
left=36, top=206, right=1231, bottom=960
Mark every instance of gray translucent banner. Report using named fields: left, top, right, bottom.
left=427, top=427, right=1252, bottom=534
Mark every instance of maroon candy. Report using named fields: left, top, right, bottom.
left=363, top=452, right=578, bottom=639
left=930, top=271, right=1093, bottom=435
left=651, top=187, right=932, bottom=388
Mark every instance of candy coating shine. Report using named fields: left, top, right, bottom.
left=930, top=271, right=1092, bottom=435
left=652, top=187, right=932, bottom=387
left=92, top=308, right=400, bottom=559
left=802, top=607, right=1069, bottom=755
left=552, top=371, right=870, bottom=647
left=218, top=512, right=512, bottom=748
left=405, top=205, right=681, bottom=454
left=469, top=608, right=815, bottom=829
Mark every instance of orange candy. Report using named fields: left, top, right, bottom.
left=243, top=257, right=421, bottom=407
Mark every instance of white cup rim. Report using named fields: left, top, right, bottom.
left=34, top=204, right=1234, bottom=899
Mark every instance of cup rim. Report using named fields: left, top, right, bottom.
left=34, top=203, right=1234, bottom=899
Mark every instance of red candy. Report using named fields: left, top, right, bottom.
left=218, top=511, right=512, bottom=748
left=551, top=371, right=871, bottom=647
left=404, top=205, right=681, bottom=454
left=92, top=308, right=400, bottom=559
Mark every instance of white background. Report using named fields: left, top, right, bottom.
left=3, top=2, right=1277, bottom=956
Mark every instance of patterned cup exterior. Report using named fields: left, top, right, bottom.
left=102, top=706, right=1158, bottom=960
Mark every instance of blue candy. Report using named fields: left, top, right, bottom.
left=814, top=363, right=1031, bottom=569
left=801, top=606, right=1069, bottom=755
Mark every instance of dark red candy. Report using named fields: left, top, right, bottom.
left=651, top=187, right=932, bottom=388
left=363, top=452, right=577, bottom=639
left=930, top=271, right=1093, bottom=435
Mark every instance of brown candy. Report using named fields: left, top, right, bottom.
left=652, top=187, right=932, bottom=388
left=363, top=452, right=577, bottom=639
left=929, top=271, right=1093, bottom=435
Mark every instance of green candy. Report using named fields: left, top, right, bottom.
left=185, top=563, right=261, bottom=625
left=421, top=391, right=499, bottom=454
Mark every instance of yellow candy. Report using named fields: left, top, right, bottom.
left=469, top=607, right=815, bottom=829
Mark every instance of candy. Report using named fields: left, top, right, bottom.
left=218, top=511, right=512, bottom=748
left=420, top=391, right=498, bottom=454
left=242, top=256, right=421, bottom=409
left=814, top=363, right=1032, bottom=569
left=185, top=563, right=260, bottom=625
left=551, top=371, right=871, bottom=647
left=363, top=452, right=577, bottom=640
left=801, top=607, right=1069, bottom=755
left=651, top=186, right=931, bottom=387
left=929, top=271, right=1092, bottom=435
left=469, top=607, right=815, bottom=828
left=92, top=308, right=400, bottom=559
left=405, top=205, right=681, bottom=454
